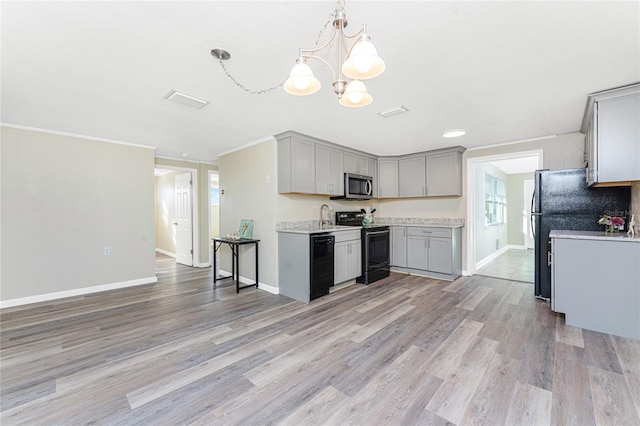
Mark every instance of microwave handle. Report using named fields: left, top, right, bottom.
left=366, top=180, right=372, bottom=196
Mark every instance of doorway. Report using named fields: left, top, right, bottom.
left=154, top=166, right=199, bottom=266
left=466, top=151, right=541, bottom=282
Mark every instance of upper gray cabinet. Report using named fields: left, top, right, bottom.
left=399, top=155, right=426, bottom=197
left=378, top=159, right=399, bottom=198
left=425, top=147, right=464, bottom=196
left=397, top=146, right=465, bottom=198
left=276, top=131, right=316, bottom=194
left=344, top=151, right=375, bottom=176
left=316, top=144, right=343, bottom=195
left=582, top=84, right=640, bottom=187
left=367, top=158, right=378, bottom=198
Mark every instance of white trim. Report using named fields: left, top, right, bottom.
left=466, top=150, right=543, bottom=276
left=194, top=262, right=211, bottom=268
left=0, top=123, right=156, bottom=151
left=466, top=134, right=556, bottom=151
left=154, top=165, right=200, bottom=267
left=216, top=135, right=274, bottom=158
left=218, top=270, right=278, bottom=294
left=0, top=276, right=158, bottom=309
left=476, top=244, right=528, bottom=270
left=155, top=155, right=218, bottom=166
left=155, top=248, right=176, bottom=258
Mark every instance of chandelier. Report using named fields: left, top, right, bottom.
left=283, top=0, right=385, bottom=107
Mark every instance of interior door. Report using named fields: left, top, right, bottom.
left=175, top=172, right=193, bottom=266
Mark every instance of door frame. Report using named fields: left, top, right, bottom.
left=154, top=165, right=199, bottom=266
left=465, top=150, right=542, bottom=275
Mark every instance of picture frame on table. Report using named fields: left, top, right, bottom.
left=238, top=219, right=254, bottom=239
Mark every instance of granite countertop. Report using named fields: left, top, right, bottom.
left=276, top=217, right=465, bottom=234
left=276, top=221, right=362, bottom=234
left=375, top=217, right=465, bottom=228
left=550, top=229, right=640, bottom=243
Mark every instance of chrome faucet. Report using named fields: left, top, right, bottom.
left=320, top=204, right=331, bottom=228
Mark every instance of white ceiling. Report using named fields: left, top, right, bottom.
left=2, top=1, right=639, bottom=163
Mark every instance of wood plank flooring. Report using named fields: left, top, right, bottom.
left=1, top=254, right=639, bottom=425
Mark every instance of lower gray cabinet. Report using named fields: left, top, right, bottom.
left=334, top=230, right=362, bottom=284
left=391, top=226, right=461, bottom=280
left=390, top=226, right=406, bottom=267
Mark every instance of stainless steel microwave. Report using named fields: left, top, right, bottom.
left=331, top=173, right=373, bottom=200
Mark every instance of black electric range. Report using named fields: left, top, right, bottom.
left=335, top=211, right=390, bottom=284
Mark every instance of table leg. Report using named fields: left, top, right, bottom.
left=235, top=245, right=240, bottom=293
left=213, top=242, right=217, bottom=286
left=255, top=242, right=259, bottom=289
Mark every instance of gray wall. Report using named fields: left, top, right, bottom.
left=1, top=126, right=156, bottom=303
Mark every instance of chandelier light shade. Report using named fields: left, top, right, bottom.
left=283, top=59, right=321, bottom=96
left=284, top=0, right=385, bottom=107
left=339, top=80, right=373, bottom=107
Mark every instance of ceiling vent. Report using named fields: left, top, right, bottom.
left=378, top=105, right=410, bottom=118
left=163, top=90, right=209, bottom=109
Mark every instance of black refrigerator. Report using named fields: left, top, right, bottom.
left=531, top=168, right=631, bottom=300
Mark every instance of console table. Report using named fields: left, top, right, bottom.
left=212, top=237, right=260, bottom=293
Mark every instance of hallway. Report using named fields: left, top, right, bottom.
left=476, top=248, right=534, bottom=283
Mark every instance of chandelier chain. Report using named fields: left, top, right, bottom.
left=214, top=0, right=346, bottom=95
left=217, top=59, right=285, bottom=95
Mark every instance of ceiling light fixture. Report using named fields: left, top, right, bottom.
left=442, top=129, right=466, bottom=138
left=378, top=105, right=410, bottom=118
left=283, top=0, right=385, bottom=107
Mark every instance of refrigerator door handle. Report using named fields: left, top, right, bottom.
left=530, top=191, right=538, bottom=239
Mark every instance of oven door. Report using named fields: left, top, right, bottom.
left=365, top=229, right=390, bottom=269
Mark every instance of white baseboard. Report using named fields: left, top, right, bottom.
left=155, top=248, right=176, bottom=258
left=0, top=276, right=158, bottom=309
left=194, top=262, right=211, bottom=268
left=218, top=269, right=278, bottom=294
left=476, top=244, right=527, bottom=270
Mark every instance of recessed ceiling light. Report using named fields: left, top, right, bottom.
left=181, top=153, right=189, bottom=157
left=164, top=90, right=209, bottom=109
left=378, top=105, right=410, bottom=118
left=442, top=129, right=466, bottom=138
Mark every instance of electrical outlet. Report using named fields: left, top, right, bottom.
left=104, top=247, right=111, bottom=256
left=265, top=174, right=271, bottom=184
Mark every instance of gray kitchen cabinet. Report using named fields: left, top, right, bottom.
left=334, top=230, right=362, bottom=284
left=393, top=226, right=462, bottom=280
left=399, top=155, right=426, bottom=197
left=343, top=151, right=369, bottom=175
left=582, top=84, right=640, bottom=186
left=316, top=144, right=343, bottom=195
left=276, top=131, right=316, bottom=194
left=406, top=234, right=428, bottom=270
left=551, top=233, right=640, bottom=339
left=378, top=159, right=399, bottom=198
left=390, top=226, right=406, bottom=267
left=425, top=147, right=464, bottom=196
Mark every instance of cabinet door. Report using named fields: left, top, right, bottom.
left=330, top=148, right=344, bottom=195
left=399, top=156, right=426, bottom=197
left=428, top=237, right=452, bottom=274
left=315, top=144, right=331, bottom=195
left=334, top=240, right=348, bottom=284
left=596, top=93, right=640, bottom=183
left=346, top=240, right=362, bottom=280
left=344, top=152, right=368, bottom=175
left=425, top=151, right=462, bottom=196
left=379, top=159, right=399, bottom=198
left=317, top=145, right=343, bottom=195
left=391, top=226, right=406, bottom=267
left=406, top=235, right=428, bottom=270
left=290, top=138, right=315, bottom=193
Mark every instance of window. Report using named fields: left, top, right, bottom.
left=485, top=173, right=506, bottom=226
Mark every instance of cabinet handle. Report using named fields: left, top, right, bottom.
left=547, top=251, right=552, bottom=267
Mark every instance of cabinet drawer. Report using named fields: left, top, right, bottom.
left=333, top=230, right=361, bottom=243
left=406, top=227, right=450, bottom=238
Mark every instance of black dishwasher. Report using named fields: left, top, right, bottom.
left=310, top=234, right=334, bottom=301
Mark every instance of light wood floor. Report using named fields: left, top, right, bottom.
left=1, top=254, right=639, bottom=425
